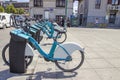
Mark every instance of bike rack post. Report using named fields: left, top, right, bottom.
left=9, top=33, right=27, bottom=73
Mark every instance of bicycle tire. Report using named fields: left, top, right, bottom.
left=38, top=36, right=43, bottom=43
left=36, top=29, right=43, bottom=43
left=55, top=50, right=84, bottom=72
left=2, top=43, right=33, bottom=67
left=25, top=56, right=33, bottom=67
left=2, top=43, right=10, bottom=65
left=56, top=32, right=67, bottom=44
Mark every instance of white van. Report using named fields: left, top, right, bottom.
left=0, top=13, right=13, bottom=29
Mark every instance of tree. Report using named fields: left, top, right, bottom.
left=5, top=4, right=16, bottom=13
left=19, top=8, right=25, bottom=14
left=15, top=8, right=19, bottom=14
left=0, top=6, right=4, bottom=12
left=15, top=8, right=25, bottom=14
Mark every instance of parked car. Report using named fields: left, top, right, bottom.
left=0, top=13, right=13, bottom=29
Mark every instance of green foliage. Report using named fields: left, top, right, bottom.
left=15, top=8, right=25, bottom=14
left=15, top=8, right=19, bottom=14
left=19, top=8, right=25, bottom=14
left=99, top=23, right=107, bottom=28
left=5, top=4, right=25, bottom=14
left=0, top=6, right=4, bottom=12
left=5, top=4, right=16, bottom=13
left=86, top=22, right=107, bottom=28
left=86, top=22, right=95, bottom=28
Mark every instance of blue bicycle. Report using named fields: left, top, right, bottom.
left=8, top=25, right=85, bottom=72
left=34, top=20, right=67, bottom=44
left=2, top=20, right=67, bottom=67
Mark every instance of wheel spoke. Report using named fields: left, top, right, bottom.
left=2, top=43, right=33, bottom=67
left=55, top=50, right=84, bottom=72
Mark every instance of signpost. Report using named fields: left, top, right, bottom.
left=64, top=0, right=68, bottom=30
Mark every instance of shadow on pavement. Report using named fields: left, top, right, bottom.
left=27, top=71, right=78, bottom=80
left=0, top=69, right=31, bottom=80
left=0, top=69, right=78, bottom=80
left=0, top=69, right=17, bottom=80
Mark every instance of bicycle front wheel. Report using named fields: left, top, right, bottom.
left=56, top=33, right=67, bottom=44
left=55, top=50, right=84, bottom=72
left=2, top=43, right=33, bottom=67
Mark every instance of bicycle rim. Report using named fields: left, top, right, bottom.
left=2, top=43, right=33, bottom=67
left=55, top=50, right=84, bottom=72
left=25, top=56, right=33, bottom=67
left=56, top=33, right=67, bottom=44
left=2, top=43, right=10, bottom=66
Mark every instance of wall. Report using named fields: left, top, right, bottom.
left=87, top=0, right=107, bottom=24
left=29, top=0, right=73, bottom=20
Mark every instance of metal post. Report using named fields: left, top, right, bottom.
left=64, top=0, right=68, bottom=30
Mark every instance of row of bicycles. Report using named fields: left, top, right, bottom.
left=2, top=19, right=85, bottom=72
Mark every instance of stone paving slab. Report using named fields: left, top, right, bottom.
left=0, top=28, right=120, bottom=80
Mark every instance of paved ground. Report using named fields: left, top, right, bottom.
left=0, top=27, right=120, bottom=80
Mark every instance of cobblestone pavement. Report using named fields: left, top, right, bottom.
left=0, top=27, right=120, bottom=80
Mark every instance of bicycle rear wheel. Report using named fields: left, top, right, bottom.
left=2, top=43, right=33, bottom=67
left=2, top=43, right=10, bottom=65
left=55, top=50, right=84, bottom=72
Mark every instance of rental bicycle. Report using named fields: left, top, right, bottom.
left=2, top=20, right=67, bottom=67
left=2, top=19, right=41, bottom=67
left=8, top=27, right=84, bottom=72
left=34, top=19, right=67, bottom=44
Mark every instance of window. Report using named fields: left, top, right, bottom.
left=95, top=0, right=101, bottom=9
left=56, top=0, right=65, bottom=7
left=34, top=0, right=43, bottom=7
left=34, top=14, right=43, bottom=20
left=109, top=13, right=116, bottom=24
left=112, top=0, right=118, bottom=5
left=108, top=0, right=119, bottom=5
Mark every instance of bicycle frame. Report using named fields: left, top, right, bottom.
left=10, top=29, right=70, bottom=61
left=35, top=21, right=57, bottom=38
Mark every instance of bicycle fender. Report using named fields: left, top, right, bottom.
left=25, top=43, right=34, bottom=56
left=54, top=42, right=84, bottom=58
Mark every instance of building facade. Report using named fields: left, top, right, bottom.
left=12, top=2, right=29, bottom=13
left=79, top=0, right=120, bottom=27
left=0, top=0, right=17, bottom=8
left=30, top=0, right=120, bottom=27
left=29, top=0, right=73, bottom=22
left=0, top=0, right=3, bottom=6
left=12, top=2, right=29, bottom=9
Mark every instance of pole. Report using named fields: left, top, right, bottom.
left=64, top=0, right=68, bottom=30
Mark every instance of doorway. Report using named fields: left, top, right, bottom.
left=109, top=12, right=116, bottom=24
left=44, top=10, right=50, bottom=20
left=79, top=14, right=83, bottom=25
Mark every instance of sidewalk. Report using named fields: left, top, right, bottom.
left=0, top=28, right=120, bottom=80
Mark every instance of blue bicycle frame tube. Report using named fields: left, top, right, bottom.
left=28, top=37, right=49, bottom=58
left=48, top=41, right=57, bottom=57
left=31, top=25, right=40, bottom=30
left=28, top=37, right=69, bottom=61
left=11, top=29, right=69, bottom=61
left=35, top=22, right=54, bottom=38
